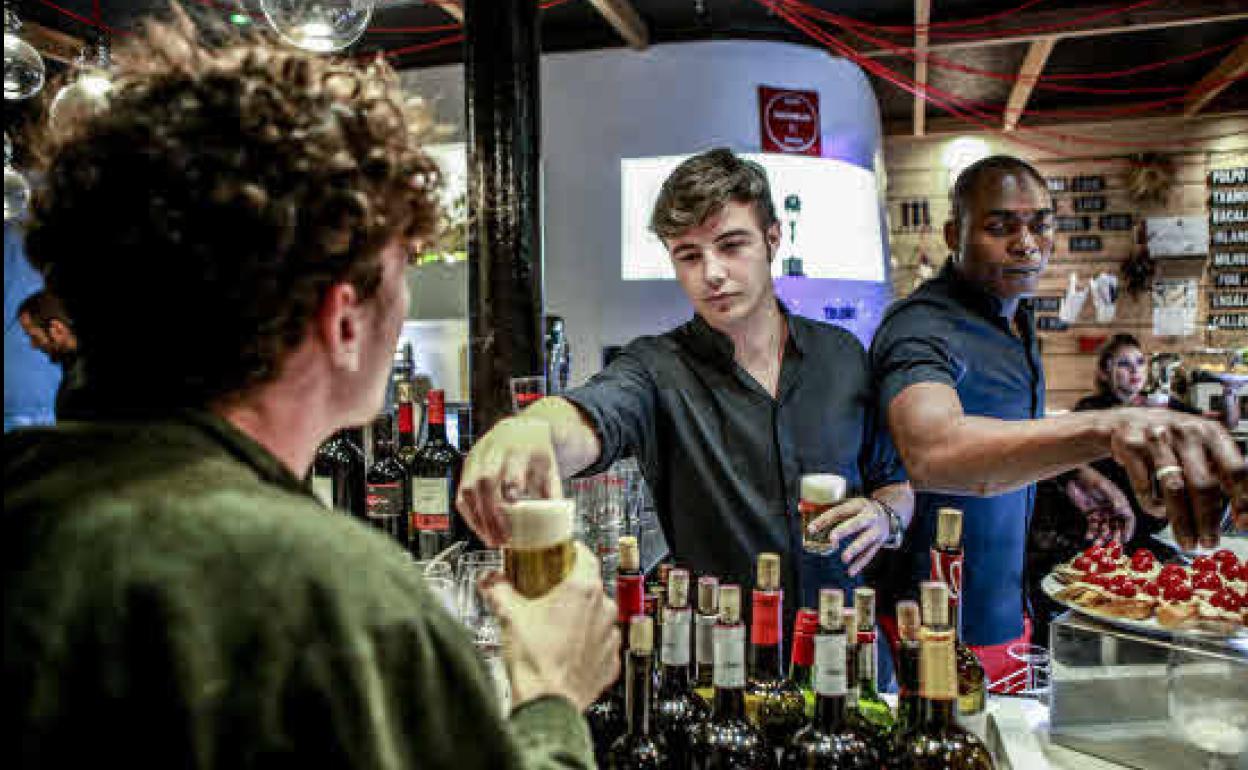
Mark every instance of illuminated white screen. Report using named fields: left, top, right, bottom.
left=621, top=153, right=885, bottom=282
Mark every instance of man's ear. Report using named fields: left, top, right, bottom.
left=944, top=219, right=960, bottom=258
left=317, top=282, right=364, bottom=372
left=47, top=319, right=73, bottom=346
left=765, top=221, right=782, bottom=260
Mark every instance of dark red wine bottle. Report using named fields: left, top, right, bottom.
left=409, top=389, right=462, bottom=559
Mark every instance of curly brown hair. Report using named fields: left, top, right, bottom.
left=23, top=8, right=441, bottom=408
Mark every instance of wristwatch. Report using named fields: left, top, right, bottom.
left=875, top=499, right=904, bottom=550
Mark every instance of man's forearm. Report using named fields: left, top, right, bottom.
left=521, top=397, right=603, bottom=479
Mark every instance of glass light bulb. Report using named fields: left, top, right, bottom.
left=48, top=70, right=114, bottom=130
left=260, top=0, right=374, bottom=53
left=4, top=132, right=12, bottom=165
left=4, top=33, right=46, bottom=100
left=4, top=164, right=31, bottom=222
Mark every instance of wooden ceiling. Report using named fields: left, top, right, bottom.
left=10, top=0, right=1248, bottom=136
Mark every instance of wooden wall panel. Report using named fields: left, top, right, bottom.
left=882, top=113, right=1248, bottom=413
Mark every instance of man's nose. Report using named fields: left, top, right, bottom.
left=703, top=254, right=727, bottom=285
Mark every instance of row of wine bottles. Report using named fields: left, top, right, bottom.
left=592, top=508, right=992, bottom=769
left=311, top=382, right=465, bottom=559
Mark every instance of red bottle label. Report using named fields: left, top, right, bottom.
left=412, top=514, right=450, bottom=531
left=931, top=548, right=963, bottom=602
left=428, top=390, right=446, bottom=425
left=398, top=402, right=415, bottom=434
left=617, top=574, right=645, bottom=624
left=751, top=590, right=782, bottom=646
left=792, top=631, right=815, bottom=667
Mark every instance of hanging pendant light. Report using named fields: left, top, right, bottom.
left=4, top=132, right=31, bottom=223
left=48, top=36, right=114, bottom=131
left=4, top=5, right=46, bottom=100
left=259, top=0, right=374, bottom=53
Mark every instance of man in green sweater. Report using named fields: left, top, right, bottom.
left=2, top=12, right=617, bottom=769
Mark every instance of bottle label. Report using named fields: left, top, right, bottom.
left=751, top=590, right=782, bottom=647
left=411, top=478, right=450, bottom=531
left=713, top=625, right=746, bottom=689
left=617, top=574, right=645, bottom=624
left=311, top=474, right=334, bottom=509
left=695, top=613, right=717, bottom=666
left=428, top=390, right=446, bottom=425
left=814, top=634, right=847, bottom=696
left=858, top=633, right=877, bottom=682
left=931, top=548, right=963, bottom=608
left=398, top=402, right=415, bottom=435
left=661, top=607, right=692, bottom=666
left=792, top=631, right=814, bottom=668
left=366, top=482, right=403, bottom=520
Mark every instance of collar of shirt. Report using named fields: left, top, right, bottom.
left=176, top=409, right=313, bottom=497
left=935, top=258, right=1036, bottom=337
left=682, top=299, right=806, bottom=366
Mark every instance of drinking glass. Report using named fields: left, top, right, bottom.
left=457, top=550, right=504, bottom=644
left=1167, top=655, right=1248, bottom=769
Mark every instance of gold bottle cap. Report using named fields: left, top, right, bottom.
left=935, top=508, right=963, bottom=549
left=853, top=587, right=876, bottom=629
left=800, top=474, right=847, bottom=505
left=756, top=552, right=782, bottom=591
left=619, top=536, right=640, bottom=572
left=842, top=608, right=858, bottom=635
left=667, top=568, right=690, bottom=609
left=819, top=588, right=845, bottom=632
left=919, top=581, right=951, bottom=628
left=629, top=615, right=654, bottom=653
left=697, top=576, right=719, bottom=614
left=897, top=600, right=922, bottom=641
left=719, top=584, right=741, bottom=624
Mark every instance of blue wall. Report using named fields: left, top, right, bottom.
left=4, top=224, right=59, bottom=431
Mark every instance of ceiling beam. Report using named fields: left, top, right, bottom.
left=587, top=0, right=649, bottom=51
left=429, top=0, right=463, bottom=23
left=1003, top=37, right=1057, bottom=132
left=1184, top=38, right=1248, bottom=116
left=883, top=108, right=1247, bottom=137
left=913, top=0, right=930, bottom=137
left=864, top=0, right=1248, bottom=57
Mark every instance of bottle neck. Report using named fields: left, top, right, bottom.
left=712, top=622, right=747, bottom=717
left=857, top=630, right=878, bottom=694
left=897, top=639, right=922, bottom=697
left=660, top=607, right=692, bottom=671
left=932, top=544, right=964, bottom=634
left=790, top=629, right=814, bottom=686
left=919, top=636, right=959, bottom=731
left=920, top=698, right=957, bottom=731
left=397, top=402, right=417, bottom=448
left=626, top=650, right=653, bottom=736
left=749, top=588, right=784, bottom=680
left=426, top=391, right=448, bottom=442
left=814, top=692, right=848, bottom=733
left=616, top=571, right=645, bottom=625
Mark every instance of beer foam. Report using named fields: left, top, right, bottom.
left=801, top=474, right=846, bottom=505
left=506, top=499, right=574, bottom=548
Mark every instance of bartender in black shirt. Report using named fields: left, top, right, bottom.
left=456, top=148, right=913, bottom=623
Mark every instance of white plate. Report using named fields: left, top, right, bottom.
left=1040, top=573, right=1246, bottom=640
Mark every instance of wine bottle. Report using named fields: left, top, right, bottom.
left=894, top=628, right=995, bottom=770
left=928, top=507, right=988, bottom=740
left=850, top=587, right=895, bottom=743
left=609, top=616, right=669, bottom=770
left=589, top=535, right=645, bottom=766
left=649, top=563, right=671, bottom=676
left=893, top=600, right=924, bottom=748
left=689, top=585, right=776, bottom=770
left=693, top=576, right=719, bottom=704
left=365, top=414, right=408, bottom=546
left=781, top=589, right=878, bottom=770
left=744, top=553, right=806, bottom=748
left=790, top=608, right=819, bottom=718
left=311, top=429, right=365, bottom=520
left=654, top=569, right=705, bottom=768
left=409, top=389, right=463, bottom=559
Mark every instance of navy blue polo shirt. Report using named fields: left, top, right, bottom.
left=564, top=304, right=907, bottom=620
left=870, top=261, right=1045, bottom=646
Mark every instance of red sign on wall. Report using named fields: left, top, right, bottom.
left=759, top=86, right=821, bottom=156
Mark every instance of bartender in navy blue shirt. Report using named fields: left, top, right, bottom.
left=456, top=148, right=913, bottom=634
left=871, top=155, right=1247, bottom=685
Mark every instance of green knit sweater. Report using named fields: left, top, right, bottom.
left=2, top=410, right=592, bottom=769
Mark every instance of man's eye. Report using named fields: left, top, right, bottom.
left=722, top=241, right=746, bottom=251
left=1033, top=222, right=1053, bottom=234
left=985, top=223, right=1008, bottom=235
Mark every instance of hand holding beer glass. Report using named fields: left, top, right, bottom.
left=502, top=498, right=578, bottom=598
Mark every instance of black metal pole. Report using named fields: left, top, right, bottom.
left=464, top=0, right=544, bottom=435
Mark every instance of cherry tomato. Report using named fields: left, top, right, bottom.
left=1097, top=557, right=1120, bottom=574
left=1073, top=556, right=1093, bottom=572
left=1131, top=553, right=1155, bottom=573
left=1210, top=591, right=1240, bottom=612
left=1158, top=565, right=1187, bottom=586
left=1113, top=583, right=1138, bottom=598
left=1130, top=576, right=1150, bottom=588
left=1162, top=583, right=1193, bottom=602
left=1192, top=571, right=1223, bottom=592
left=1105, top=542, right=1123, bottom=559
left=1211, top=549, right=1238, bottom=567
left=1219, top=559, right=1241, bottom=580
left=1192, top=556, right=1216, bottom=573
left=1084, top=545, right=1105, bottom=560
left=1132, top=547, right=1153, bottom=560
left=1141, top=582, right=1161, bottom=598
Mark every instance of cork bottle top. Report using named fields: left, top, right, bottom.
left=935, top=508, right=963, bottom=549
left=800, top=474, right=847, bottom=505
left=919, top=580, right=951, bottom=628
left=657, top=563, right=672, bottom=585
left=853, top=587, right=875, bottom=629
left=619, top=536, right=640, bottom=572
left=756, top=553, right=781, bottom=591
left=842, top=608, right=858, bottom=636
left=697, top=576, right=719, bottom=614
left=897, top=600, right=922, bottom=641
left=630, top=615, right=654, bottom=653
left=719, top=584, right=741, bottom=624
left=667, top=568, right=690, bottom=609
left=819, top=588, right=845, bottom=632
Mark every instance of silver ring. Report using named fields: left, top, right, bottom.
left=1154, top=465, right=1183, bottom=480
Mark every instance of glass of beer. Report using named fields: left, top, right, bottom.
left=503, top=498, right=577, bottom=598
left=799, top=473, right=846, bottom=552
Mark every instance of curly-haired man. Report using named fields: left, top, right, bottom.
left=2, top=11, right=616, bottom=769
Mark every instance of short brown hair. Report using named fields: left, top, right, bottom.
left=649, top=148, right=778, bottom=241
left=23, top=8, right=441, bottom=408
left=17, top=290, right=71, bottom=330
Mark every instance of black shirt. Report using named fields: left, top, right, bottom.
left=564, top=305, right=907, bottom=616
left=870, top=261, right=1044, bottom=646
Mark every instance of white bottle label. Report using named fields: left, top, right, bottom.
left=661, top=608, right=692, bottom=667
left=411, top=478, right=450, bottom=530
left=695, top=613, right=717, bottom=666
left=814, top=634, right=848, bottom=697
left=311, top=474, right=334, bottom=509
left=712, top=625, right=746, bottom=689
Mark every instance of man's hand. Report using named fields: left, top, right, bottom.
left=1103, top=408, right=1247, bottom=550
left=1064, top=466, right=1135, bottom=544
left=456, top=415, right=563, bottom=546
left=806, top=498, right=890, bottom=577
left=482, top=542, right=620, bottom=712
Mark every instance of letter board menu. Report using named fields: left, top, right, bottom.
left=1209, top=167, right=1248, bottom=330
